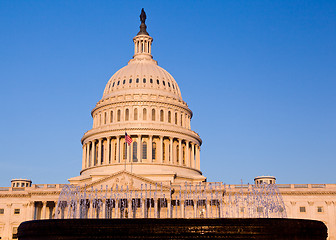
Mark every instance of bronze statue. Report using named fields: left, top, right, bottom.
left=140, top=8, right=146, bottom=23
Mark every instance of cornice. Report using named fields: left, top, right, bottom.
left=81, top=127, right=202, bottom=145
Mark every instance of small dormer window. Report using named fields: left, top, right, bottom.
left=112, top=82, right=115, bottom=87
left=123, top=80, right=125, bottom=84
left=129, top=79, right=132, bottom=83
left=136, top=78, right=139, bottom=83
left=117, top=81, right=120, bottom=85
left=157, top=80, right=159, bottom=84
left=143, top=78, right=146, bottom=83
left=150, top=78, right=153, bottom=83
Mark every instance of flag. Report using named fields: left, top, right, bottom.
left=125, top=132, right=133, bottom=145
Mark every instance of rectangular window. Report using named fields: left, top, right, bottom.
left=14, top=209, right=20, bottom=214
left=317, top=206, right=323, bottom=213
left=299, top=207, right=306, bottom=213
left=12, top=227, right=18, bottom=239
left=0, top=208, right=4, bottom=214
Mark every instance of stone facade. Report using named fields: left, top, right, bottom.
left=0, top=10, right=335, bottom=240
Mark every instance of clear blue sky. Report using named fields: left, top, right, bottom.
left=0, top=0, right=335, bottom=186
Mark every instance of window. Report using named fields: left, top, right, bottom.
left=157, top=79, right=159, bottom=84
left=143, top=108, right=147, bottom=120
left=133, top=142, right=138, bottom=162
left=150, top=78, right=153, bottom=83
left=0, top=209, right=4, bottom=214
left=163, top=142, right=166, bottom=162
left=104, top=112, right=107, bottom=124
left=14, top=209, right=20, bottom=214
left=123, top=79, right=125, bottom=84
left=152, top=142, right=156, bottom=161
left=112, top=82, right=115, bottom=87
left=110, top=111, right=113, bottom=123
left=125, top=109, right=129, bottom=121
left=152, top=109, right=155, bottom=121
left=123, top=143, right=126, bottom=160
left=240, top=207, right=244, bottom=213
left=300, top=207, right=306, bottom=213
left=168, top=82, right=171, bottom=87
left=136, top=78, right=139, bottom=83
left=21, top=183, right=24, bottom=187
left=160, top=110, right=164, bottom=122
left=180, top=114, right=183, bottom=126
left=176, top=145, right=179, bottom=163
left=317, top=206, right=323, bottom=213
left=142, top=142, right=147, bottom=159
left=183, top=146, right=185, bottom=165
left=168, top=111, right=171, bottom=123
left=175, top=112, right=178, bottom=124
left=172, top=84, right=175, bottom=89
left=143, top=78, right=146, bottom=83
left=117, top=81, right=120, bottom=85
left=129, top=79, right=132, bottom=83
left=134, top=109, right=138, bottom=121
left=163, top=81, right=165, bottom=86
left=12, top=227, right=18, bottom=239
left=117, top=110, right=121, bottom=122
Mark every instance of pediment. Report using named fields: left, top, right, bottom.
left=82, top=170, right=171, bottom=191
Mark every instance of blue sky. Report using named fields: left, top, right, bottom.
left=0, top=0, right=335, bottom=186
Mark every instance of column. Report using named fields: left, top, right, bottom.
left=170, top=138, right=173, bottom=164
left=196, top=146, right=201, bottom=170
left=137, top=135, right=141, bottom=162
left=179, top=139, right=182, bottom=166
left=41, top=201, right=47, bottom=220
left=186, top=141, right=190, bottom=167
left=116, top=136, right=120, bottom=163
left=82, top=144, right=86, bottom=169
left=159, top=136, right=163, bottom=163
left=106, top=137, right=111, bottom=164
left=86, top=142, right=90, bottom=167
left=91, top=140, right=96, bottom=166
left=191, top=143, right=195, bottom=168
left=98, top=139, right=102, bottom=166
left=148, top=135, right=152, bottom=163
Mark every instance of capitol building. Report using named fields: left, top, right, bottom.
left=0, top=10, right=335, bottom=240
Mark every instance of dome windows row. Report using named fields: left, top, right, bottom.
left=93, top=107, right=191, bottom=129
left=107, top=77, right=178, bottom=95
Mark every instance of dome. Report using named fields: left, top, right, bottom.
left=102, top=58, right=182, bottom=101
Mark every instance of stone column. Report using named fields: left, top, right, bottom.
left=185, top=141, right=190, bottom=167
left=106, top=137, right=111, bottom=164
left=41, top=201, right=47, bottom=220
left=196, top=146, right=201, bottom=170
left=91, top=140, right=96, bottom=166
left=137, top=135, right=141, bottom=162
left=148, top=135, right=152, bottom=163
left=159, top=136, right=163, bottom=163
left=82, top=144, right=86, bottom=169
left=179, top=139, right=182, bottom=166
left=98, top=139, right=102, bottom=166
left=170, top=138, right=173, bottom=164
left=116, top=136, right=120, bottom=163
left=86, top=142, right=90, bottom=167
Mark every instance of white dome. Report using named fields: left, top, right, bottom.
left=102, top=58, right=182, bottom=101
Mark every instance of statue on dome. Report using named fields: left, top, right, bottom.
left=140, top=8, right=146, bottom=23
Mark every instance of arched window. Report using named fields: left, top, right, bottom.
left=117, top=110, right=121, bottom=122
left=142, top=141, right=147, bottom=159
left=152, top=142, right=156, bottom=161
left=180, top=113, right=183, bottom=126
left=134, top=108, right=138, bottom=121
left=133, top=142, right=138, bottom=162
left=143, top=108, right=147, bottom=120
left=152, top=109, right=155, bottom=121
left=114, top=143, right=117, bottom=161
left=123, top=142, right=126, bottom=160
left=110, top=111, right=113, bottom=123
left=168, top=111, right=171, bottom=123
left=175, top=112, right=177, bottom=125
left=160, top=110, right=164, bottom=122
left=99, top=114, right=102, bottom=126
left=104, top=112, right=107, bottom=124
left=163, top=142, right=166, bottom=162
left=176, top=145, right=179, bottom=163
left=125, top=109, right=129, bottom=121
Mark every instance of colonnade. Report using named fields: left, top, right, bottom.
left=28, top=201, right=56, bottom=220
left=82, top=135, right=201, bottom=170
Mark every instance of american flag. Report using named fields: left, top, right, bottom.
left=125, top=132, right=133, bottom=145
